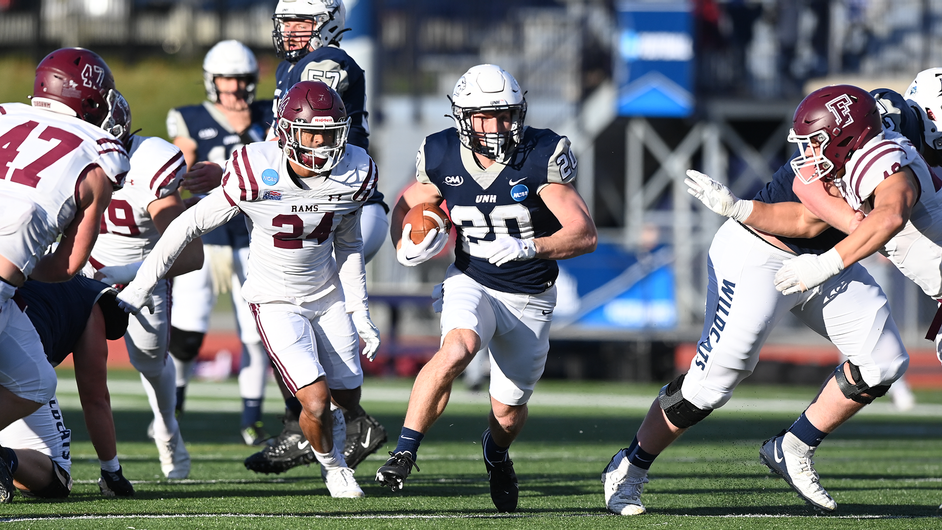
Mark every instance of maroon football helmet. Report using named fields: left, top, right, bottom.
left=31, top=47, right=118, bottom=128
left=789, top=84, right=883, bottom=184
left=276, top=80, right=350, bottom=173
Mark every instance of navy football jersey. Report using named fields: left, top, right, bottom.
left=273, top=46, right=386, bottom=210
left=17, top=276, right=129, bottom=366
left=417, top=127, right=577, bottom=294
left=168, top=100, right=273, bottom=164
left=752, top=162, right=847, bottom=256
left=274, top=46, right=368, bottom=150
left=166, top=100, right=273, bottom=247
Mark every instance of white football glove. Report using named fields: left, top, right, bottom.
left=352, top=309, right=381, bottom=361
left=773, top=248, right=845, bottom=295
left=115, top=282, right=156, bottom=315
left=96, top=261, right=142, bottom=286
left=485, top=237, right=536, bottom=267
left=431, top=282, right=444, bottom=313
left=396, top=224, right=448, bottom=267
left=684, top=169, right=754, bottom=222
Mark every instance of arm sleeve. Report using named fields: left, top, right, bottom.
left=131, top=190, right=239, bottom=293
left=545, top=136, right=577, bottom=185
left=334, top=208, right=368, bottom=312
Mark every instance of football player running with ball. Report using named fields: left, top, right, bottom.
left=251, top=0, right=389, bottom=476
left=117, top=81, right=380, bottom=499
left=375, top=64, right=597, bottom=513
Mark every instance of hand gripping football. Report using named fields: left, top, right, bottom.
left=403, top=203, right=451, bottom=244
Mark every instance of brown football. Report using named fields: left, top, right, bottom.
left=403, top=202, right=452, bottom=244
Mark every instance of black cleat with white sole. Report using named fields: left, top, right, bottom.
left=375, top=451, right=419, bottom=491
left=244, top=416, right=316, bottom=474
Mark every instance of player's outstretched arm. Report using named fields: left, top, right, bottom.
left=685, top=169, right=829, bottom=238
left=149, top=191, right=204, bottom=278
left=792, top=177, right=863, bottom=235
left=31, top=168, right=113, bottom=283
left=118, top=190, right=237, bottom=314
left=533, top=182, right=597, bottom=260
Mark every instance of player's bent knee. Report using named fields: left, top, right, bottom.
left=834, top=361, right=892, bottom=405
left=27, top=461, right=72, bottom=499
left=169, top=327, right=205, bottom=362
left=658, top=373, right=713, bottom=429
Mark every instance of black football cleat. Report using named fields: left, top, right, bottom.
left=244, top=416, right=316, bottom=474
left=99, top=467, right=135, bottom=497
left=343, top=413, right=388, bottom=469
left=375, top=451, right=419, bottom=491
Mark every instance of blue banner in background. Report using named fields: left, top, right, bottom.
left=615, top=0, right=694, bottom=117
left=555, top=242, right=677, bottom=330
left=344, top=0, right=373, bottom=39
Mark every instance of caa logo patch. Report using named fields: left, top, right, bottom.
left=261, top=169, right=280, bottom=185
left=197, top=128, right=218, bottom=140
left=511, top=184, right=528, bottom=202
left=443, top=175, right=464, bottom=187
left=262, top=190, right=282, bottom=201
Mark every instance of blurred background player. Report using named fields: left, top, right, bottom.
left=0, top=47, right=130, bottom=502
left=0, top=276, right=134, bottom=499
left=376, top=64, right=598, bottom=513
left=86, top=93, right=203, bottom=479
left=117, top=81, right=381, bottom=498
left=248, top=0, right=388, bottom=474
left=165, top=39, right=274, bottom=446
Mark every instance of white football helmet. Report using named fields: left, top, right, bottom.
left=203, top=40, right=258, bottom=105
left=906, top=67, right=942, bottom=152
left=272, top=0, right=347, bottom=63
left=450, top=64, right=527, bottom=164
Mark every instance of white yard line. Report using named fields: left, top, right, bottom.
left=51, top=378, right=942, bottom=417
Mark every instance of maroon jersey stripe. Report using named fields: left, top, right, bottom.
left=149, top=150, right=185, bottom=189
left=353, top=158, right=377, bottom=201
left=240, top=148, right=259, bottom=201
left=850, top=144, right=904, bottom=199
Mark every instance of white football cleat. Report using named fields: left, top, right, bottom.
left=324, top=467, right=365, bottom=498
left=759, top=431, right=836, bottom=511
left=601, top=448, right=647, bottom=515
left=157, top=428, right=191, bottom=479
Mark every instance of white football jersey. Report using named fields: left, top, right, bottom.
left=131, top=141, right=377, bottom=310
left=220, top=142, right=377, bottom=306
left=837, top=130, right=942, bottom=298
left=0, top=103, right=129, bottom=277
left=90, top=135, right=186, bottom=267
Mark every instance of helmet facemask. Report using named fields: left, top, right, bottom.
left=451, top=101, right=527, bottom=164
left=210, top=76, right=256, bottom=111
left=202, top=40, right=259, bottom=107
left=788, top=128, right=834, bottom=184
left=101, top=89, right=132, bottom=145
left=279, top=116, right=350, bottom=173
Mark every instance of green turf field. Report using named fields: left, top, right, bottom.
left=2, top=369, right=941, bottom=528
